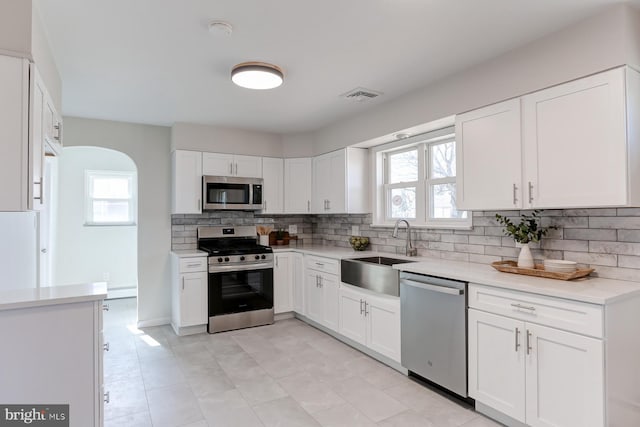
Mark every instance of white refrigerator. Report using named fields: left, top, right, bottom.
left=0, top=211, right=38, bottom=290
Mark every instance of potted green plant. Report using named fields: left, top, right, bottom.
left=275, top=228, right=286, bottom=245
left=494, top=210, right=553, bottom=268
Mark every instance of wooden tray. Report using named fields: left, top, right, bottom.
left=491, top=261, right=594, bottom=281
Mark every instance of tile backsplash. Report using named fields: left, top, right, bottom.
left=172, top=208, right=640, bottom=282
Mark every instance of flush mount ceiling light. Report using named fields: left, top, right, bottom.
left=231, top=62, right=284, bottom=90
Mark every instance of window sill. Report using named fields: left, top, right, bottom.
left=84, top=222, right=137, bottom=227
left=370, top=222, right=473, bottom=231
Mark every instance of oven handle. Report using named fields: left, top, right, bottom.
left=208, top=262, right=273, bottom=273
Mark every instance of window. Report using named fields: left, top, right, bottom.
left=375, top=127, right=471, bottom=228
left=85, top=170, right=136, bottom=226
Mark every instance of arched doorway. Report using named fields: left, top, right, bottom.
left=53, top=146, right=138, bottom=299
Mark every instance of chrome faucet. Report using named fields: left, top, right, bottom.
left=392, top=219, right=417, bottom=257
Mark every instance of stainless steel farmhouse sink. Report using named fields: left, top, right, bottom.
left=341, top=256, right=417, bottom=297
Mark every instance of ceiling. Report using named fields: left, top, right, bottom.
left=37, top=0, right=632, bottom=134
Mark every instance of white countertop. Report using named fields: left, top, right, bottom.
left=0, top=282, right=108, bottom=311
left=272, top=245, right=640, bottom=305
left=171, top=249, right=208, bottom=258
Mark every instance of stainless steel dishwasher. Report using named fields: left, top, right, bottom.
left=400, top=271, right=468, bottom=398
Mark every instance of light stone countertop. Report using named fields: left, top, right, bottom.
left=171, top=249, right=208, bottom=258
left=0, top=282, right=108, bottom=311
left=272, top=244, right=640, bottom=305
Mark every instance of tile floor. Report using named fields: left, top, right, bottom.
left=103, top=298, right=502, bottom=427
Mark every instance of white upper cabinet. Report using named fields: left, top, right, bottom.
left=312, top=148, right=369, bottom=214
left=172, top=150, right=202, bottom=214
left=262, top=157, right=284, bottom=214
left=456, top=66, right=640, bottom=210
left=284, top=158, right=312, bottom=214
left=522, top=67, right=637, bottom=208
left=202, top=152, right=262, bottom=178
left=456, top=99, right=522, bottom=210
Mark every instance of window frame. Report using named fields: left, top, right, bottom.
left=84, top=170, right=137, bottom=226
left=372, top=127, right=472, bottom=229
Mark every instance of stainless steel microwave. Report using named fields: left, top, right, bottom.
left=202, top=176, right=263, bottom=211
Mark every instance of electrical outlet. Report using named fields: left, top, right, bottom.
left=351, top=225, right=360, bottom=236
left=288, top=224, right=298, bottom=235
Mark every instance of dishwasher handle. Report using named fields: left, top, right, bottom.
left=401, top=279, right=464, bottom=295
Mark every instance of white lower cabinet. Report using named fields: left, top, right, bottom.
left=468, top=284, right=604, bottom=427
left=304, top=256, right=340, bottom=331
left=292, top=253, right=305, bottom=315
left=339, top=285, right=401, bottom=362
left=274, top=252, right=293, bottom=314
left=171, top=253, right=208, bottom=335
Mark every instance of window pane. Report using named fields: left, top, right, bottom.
left=388, top=149, right=418, bottom=183
left=389, top=187, right=416, bottom=219
left=430, top=141, right=456, bottom=178
left=430, top=183, right=467, bottom=219
left=92, top=176, right=131, bottom=199
left=92, top=200, right=131, bottom=223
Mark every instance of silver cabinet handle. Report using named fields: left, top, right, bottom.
left=275, top=256, right=279, bottom=268
left=104, top=342, right=110, bottom=352
left=315, top=262, right=324, bottom=267
left=364, top=301, right=369, bottom=316
left=182, top=276, right=185, bottom=290
left=307, top=200, right=310, bottom=212
left=104, top=391, right=110, bottom=404
left=54, top=122, right=62, bottom=141
left=515, top=327, right=520, bottom=352
left=528, top=181, right=534, bottom=204
left=235, top=163, right=238, bottom=175
left=513, top=183, right=518, bottom=205
left=400, top=279, right=464, bottom=295
left=511, top=303, right=536, bottom=312
left=359, top=299, right=364, bottom=315
left=197, top=198, right=200, bottom=210
left=316, top=275, right=320, bottom=287
left=229, top=162, right=233, bottom=174
left=41, top=248, right=47, bottom=254
left=185, top=263, right=200, bottom=268
left=34, top=178, right=44, bottom=204
left=102, top=303, right=109, bottom=311
left=319, top=276, right=323, bottom=288
left=526, top=330, right=532, bottom=355
left=264, top=200, right=267, bottom=211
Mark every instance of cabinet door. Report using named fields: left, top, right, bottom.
left=312, top=154, right=331, bottom=213
left=525, top=323, right=604, bottom=427
left=522, top=68, right=627, bottom=208
left=273, top=253, right=293, bottom=314
left=468, top=309, right=526, bottom=422
left=327, top=150, right=346, bottom=212
left=180, top=272, right=208, bottom=326
left=172, top=150, right=203, bottom=214
left=321, top=273, right=340, bottom=331
left=202, top=152, right=233, bottom=176
left=234, top=154, right=262, bottom=178
left=366, top=293, right=401, bottom=362
left=292, top=253, right=305, bottom=315
left=30, top=71, right=45, bottom=211
left=338, top=286, right=367, bottom=345
left=262, top=157, right=284, bottom=213
left=455, top=98, right=522, bottom=210
left=305, top=271, right=323, bottom=324
left=284, top=158, right=312, bottom=213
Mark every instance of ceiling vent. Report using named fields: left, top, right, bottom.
left=340, top=87, right=383, bottom=102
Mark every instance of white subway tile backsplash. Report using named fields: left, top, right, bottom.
left=589, top=217, right=640, bottom=229
left=618, top=255, right=640, bottom=269
left=563, top=251, right=618, bottom=267
left=617, top=230, right=640, bottom=242
left=589, top=241, right=640, bottom=256
left=468, top=236, right=502, bottom=246
left=541, top=239, right=589, bottom=252
left=564, top=228, right=616, bottom=241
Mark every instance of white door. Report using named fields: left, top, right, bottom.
left=292, top=253, right=305, bottom=315
left=284, top=158, right=312, bottom=213
left=522, top=68, right=627, bottom=208
left=525, top=323, right=604, bottom=427
left=180, top=272, right=207, bottom=326
left=338, top=286, right=367, bottom=345
left=273, top=253, right=292, bottom=314
left=202, top=152, right=233, bottom=176
left=234, top=155, right=262, bottom=178
left=455, top=98, right=522, bottom=210
left=366, top=293, right=401, bottom=362
left=172, top=150, right=202, bottom=214
left=305, top=271, right=323, bottom=324
left=321, top=273, right=340, bottom=331
left=262, top=157, right=284, bottom=213
left=468, top=309, right=526, bottom=422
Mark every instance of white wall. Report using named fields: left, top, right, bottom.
left=63, top=117, right=171, bottom=326
left=172, top=122, right=283, bottom=157
left=311, top=3, right=640, bottom=154
left=54, top=147, right=137, bottom=290
left=31, top=3, right=62, bottom=112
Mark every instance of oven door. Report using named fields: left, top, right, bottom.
left=208, top=264, right=273, bottom=316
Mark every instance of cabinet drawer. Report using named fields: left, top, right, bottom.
left=305, top=255, right=339, bottom=275
left=468, top=284, right=603, bottom=338
left=179, top=257, right=207, bottom=273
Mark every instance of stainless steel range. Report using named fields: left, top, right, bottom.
left=197, top=225, right=274, bottom=333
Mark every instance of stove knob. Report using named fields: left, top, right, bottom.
left=217, top=257, right=223, bottom=263
left=240, top=256, right=245, bottom=261
left=224, top=257, right=230, bottom=262
left=261, top=255, right=266, bottom=260
left=255, top=255, right=260, bottom=260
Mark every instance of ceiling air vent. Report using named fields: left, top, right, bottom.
left=340, top=87, right=383, bottom=102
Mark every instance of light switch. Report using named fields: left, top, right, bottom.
left=288, top=224, right=298, bottom=235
